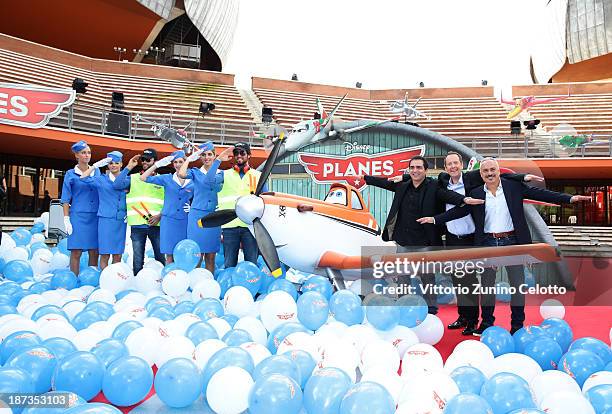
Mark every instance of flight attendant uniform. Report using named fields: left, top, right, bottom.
left=83, top=151, right=129, bottom=255
left=185, top=155, right=224, bottom=253
left=60, top=149, right=100, bottom=251
left=146, top=170, right=194, bottom=255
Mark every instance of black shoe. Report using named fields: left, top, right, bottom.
left=461, top=323, right=478, bottom=336
left=447, top=318, right=467, bottom=330
left=472, top=323, right=493, bottom=337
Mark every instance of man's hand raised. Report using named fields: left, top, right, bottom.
left=570, top=195, right=592, bottom=203
left=463, top=197, right=485, bottom=205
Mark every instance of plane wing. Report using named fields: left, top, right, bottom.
left=341, top=116, right=401, bottom=134
left=321, top=93, right=348, bottom=127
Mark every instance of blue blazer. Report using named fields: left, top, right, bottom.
left=60, top=167, right=101, bottom=213
left=146, top=174, right=194, bottom=219
left=83, top=174, right=129, bottom=220
left=185, top=160, right=224, bottom=212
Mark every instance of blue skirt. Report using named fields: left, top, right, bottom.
left=161, top=215, right=188, bottom=255
left=98, top=217, right=127, bottom=255
left=188, top=208, right=221, bottom=253
left=68, top=212, right=98, bottom=250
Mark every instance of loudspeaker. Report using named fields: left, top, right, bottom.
left=262, top=106, right=273, bottom=123
left=510, top=120, right=521, bottom=135
left=111, top=92, right=125, bottom=110
left=106, top=110, right=130, bottom=136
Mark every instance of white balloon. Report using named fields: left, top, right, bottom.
left=188, top=268, right=213, bottom=290
left=582, top=371, right=612, bottom=394
left=240, top=342, right=272, bottom=366
left=319, top=337, right=360, bottom=371
left=37, top=320, right=77, bottom=341
left=411, top=314, right=444, bottom=345
left=72, top=328, right=106, bottom=351
left=192, top=279, right=221, bottom=301
left=360, top=367, right=403, bottom=405
left=259, top=291, right=298, bottom=332
left=155, top=336, right=196, bottom=367
left=87, top=289, right=116, bottom=304
left=491, top=353, right=542, bottom=383
left=41, top=290, right=66, bottom=306
left=398, top=370, right=460, bottom=412
left=224, top=286, right=254, bottom=317
left=30, top=249, right=53, bottom=275
left=206, top=366, right=253, bottom=414
left=381, top=325, right=419, bottom=358
left=540, top=390, right=595, bottom=414
left=361, top=339, right=400, bottom=374
left=193, top=339, right=227, bottom=370
left=233, top=316, right=268, bottom=346
left=35, top=314, right=69, bottom=328
left=30, top=233, right=46, bottom=244
left=49, top=252, right=70, bottom=271
left=277, top=332, right=319, bottom=361
left=173, top=313, right=202, bottom=336
left=0, top=318, right=38, bottom=341
left=134, top=268, right=162, bottom=294
left=125, top=327, right=161, bottom=366
left=88, top=321, right=114, bottom=339
left=540, top=299, right=566, bottom=320
left=99, top=263, right=134, bottom=294
left=345, top=324, right=380, bottom=354
left=141, top=317, right=163, bottom=331
left=207, top=317, right=231, bottom=339
left=401, top=343, right=443, bottom=378
left=106, top=312, right=138, bottom=329
left=61, top=300, right=87, bottom=321
left=452, top=339, right=494, bottom=357
left=143, top=260, right=164, bottom=272
left=17, top=294, right=46, bottom=314
left=78, top=285, right=96, bottom=297
left=317, top=321, right=349, bottom=339
left=530, top=370, right=582, bottom=406
left=4, top=246, right=29, bottom=263
left=444, top=351, right=494, bottom=378
left=161, top=269, right=189, bottom=297
left=0, top=232, right=17, bottom=255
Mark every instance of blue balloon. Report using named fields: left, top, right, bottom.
left=102, top=356, right=153, bottom=406
left=186, top=321, right=218, bottom=345
left=495, top=281, right=511, bottom=302
left=540, top=318, right=573, bottom=352
left=148, top=306, right=175, bottom=321
left=52, top=351, right=105, bottom=401
left=513, top=325, right=549, bottom=354
left=303, top=367, right=352, bottom=414
left=10, top=289, right=28, bottom=307
left=258, top=265, right=276, bottom=294
left=481, top=326, right=515, bottom=357
left=174, top=301, right=195, bottom=315
left=43, top=337, right=78, bottom=361
left=445, top=393, right=494, bottom=414
left=231, top=261, right=263, bottom=296
left=57, top=238, right=69, bottom=255
left=6, top=345, right=57, bottom=393
left=79, top=267, right=101, bottom=287
left=0, top=331, right=42, bottom=364
left=480, top=373, right=536, bottom=414
left=201, top=347, right=254, bottom=393
left=155, top=358, right=202, bottom=408
left=11, top=228, right=32, bottom=246
left=0, top=366, right=35, bottom=414
left=220, top=314, right=239, bottom=328
left=193, top=298, right=224, bottom=320
left=253, top=354, right=301, bottom=385
left=111, top=320, right=144, bottom=342
left=0, top=304, right=17, bottom=316
left=115, top=289, right=137, bottom=301
left=301, top=275, right=333, bottom=300
left=84, top=301, right=114, bottom=320
left=144, top=296, right=172, bottom=312
left=585, top=384, right=612, bottom=414
left=29, top=281, right=51, bottom=294
left=365, top=296, right=400, bottom=331
left=64, top=402, right=122, bottom=413
left=396, top=294, right=428, bottom=327
left=606, top=361, right=612, bottom=372
left=269, top=279, right=298, bottom=301
left=298, top=291, right=330, bottom=330
left=91, top=338, right=129, bottom=368
left=173, top=239, right=200, bottom=272
left=266, top=322, right=311, bottom=354
left=524, top=337, right=563, bottom=371
left=216, top=268, right=234, bottom=298
left=32, top=305, right=68, bottom=321
left=451, top=366, right=487, bottom=394
left=22, top=391, right=86, bottom=414
left=0, top=281, right=21, bottom=295
left=283, top=349, right=316, bottom=389
left=222, top=329, right=253, bottom=346
left=557, top=349, right=605, bottom=387
left=249, top=374, right=303, bottom=414
left=215, top=253, right=225, bottom=270
left=329, top=290, right=363, bottom=326
left=79, top=251, right=90, bottom=271
left=339, top=381, right=395, bottom=414
left=72, top=310, right=104, bottom=331
left=569, top=337, right=612, bottom=365
left=30, top=241, right=48, bottom=255
left=30, top=222, right=45, bottom=234
left=4, top=260, right=33, bottom=282
left=51, top=269, right=78, bottom=290
left=0, top=257, right=5, bottom=274
left=161, top=262, right=180, bottom=277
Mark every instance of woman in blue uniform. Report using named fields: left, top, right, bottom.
left=178, top=142, right=232, bottom=272
left=60, top=140, right=100, bottom=275
left=140, top=150, right=193, bottom=264
left=80, top=151, right=136, bottom=270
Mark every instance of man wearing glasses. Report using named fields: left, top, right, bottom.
left=217, top=142, right=268, bottom=267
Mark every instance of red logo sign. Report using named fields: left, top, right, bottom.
left=0, top=83, right=75, bottom=128
left=297, top=146, right=425, bottom=190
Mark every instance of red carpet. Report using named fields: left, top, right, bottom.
left=434, top=304, right=612, bottom=360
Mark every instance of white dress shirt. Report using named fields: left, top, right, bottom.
left=446, top=175, right=475, bottom=236
left=484, top=182, right=514, bottom=233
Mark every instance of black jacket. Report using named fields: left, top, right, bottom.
left=365, top=175, right=466, bottom=246
left=437, top=170, right=526, bottom=194
left=434, top=178, right=573, bottom=245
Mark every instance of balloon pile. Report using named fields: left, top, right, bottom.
left=0, top=222, right=611, bottom=413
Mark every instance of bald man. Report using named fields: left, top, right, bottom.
left=418, top=158, right=591, bottom=335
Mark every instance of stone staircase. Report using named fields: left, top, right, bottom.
left=549, top=226, right=612, bottom=256
left=0, top=216, right=35, bottom=233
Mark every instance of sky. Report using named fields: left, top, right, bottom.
left=225, top=0, right=545, bottom=94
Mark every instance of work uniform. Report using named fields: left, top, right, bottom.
left=60, top=166, right=100, bottom=250
left=185, top=159, right=224, bottom=253
left=146, top=173, right=194, bottom=254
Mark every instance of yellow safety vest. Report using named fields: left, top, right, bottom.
left=217, top=168, right=261, bottom=228
left=126, top=174, right=164, bottom=226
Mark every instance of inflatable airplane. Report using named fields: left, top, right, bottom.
left=389, top=94, right=431, bottom=121
left=199, top=137, right=562, bottom=289
left=500, top=90, right=570, bottom=119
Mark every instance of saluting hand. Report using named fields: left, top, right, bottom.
left=570, top=195, right=592, bottom=203
left=387, top=175, right=403, bottom=183
left=217, top=146, right=234, bottom=162
left=186, top=149, right=203, bottom=163
left=127, top=154, right=140, bottom=170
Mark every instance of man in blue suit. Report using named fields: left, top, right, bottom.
left=418, top=158, right=591, bottom=334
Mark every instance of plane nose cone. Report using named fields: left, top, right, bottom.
left=235, top=195, right=264, bottom=225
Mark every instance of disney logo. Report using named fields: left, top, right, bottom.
left=344, top=141, right=371, bottom=153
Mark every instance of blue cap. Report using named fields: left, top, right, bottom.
left=71, top=140, right=88, bottom=153
left=171, top=150, right=186, bottom=160
left=107, top=151, right=123, bottom=163
left=198, top=141, right=214, bottom=152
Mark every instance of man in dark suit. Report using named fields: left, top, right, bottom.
left=418, top=158, right=591, bottom=334
left=360, top=155, right=483, bottom=314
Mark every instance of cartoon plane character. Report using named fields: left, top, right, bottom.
left=501, top=90, right=570, bottom=120
left=199, top=138, right=562, bottom=290
left=389, top=94, right=431, bottom=120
